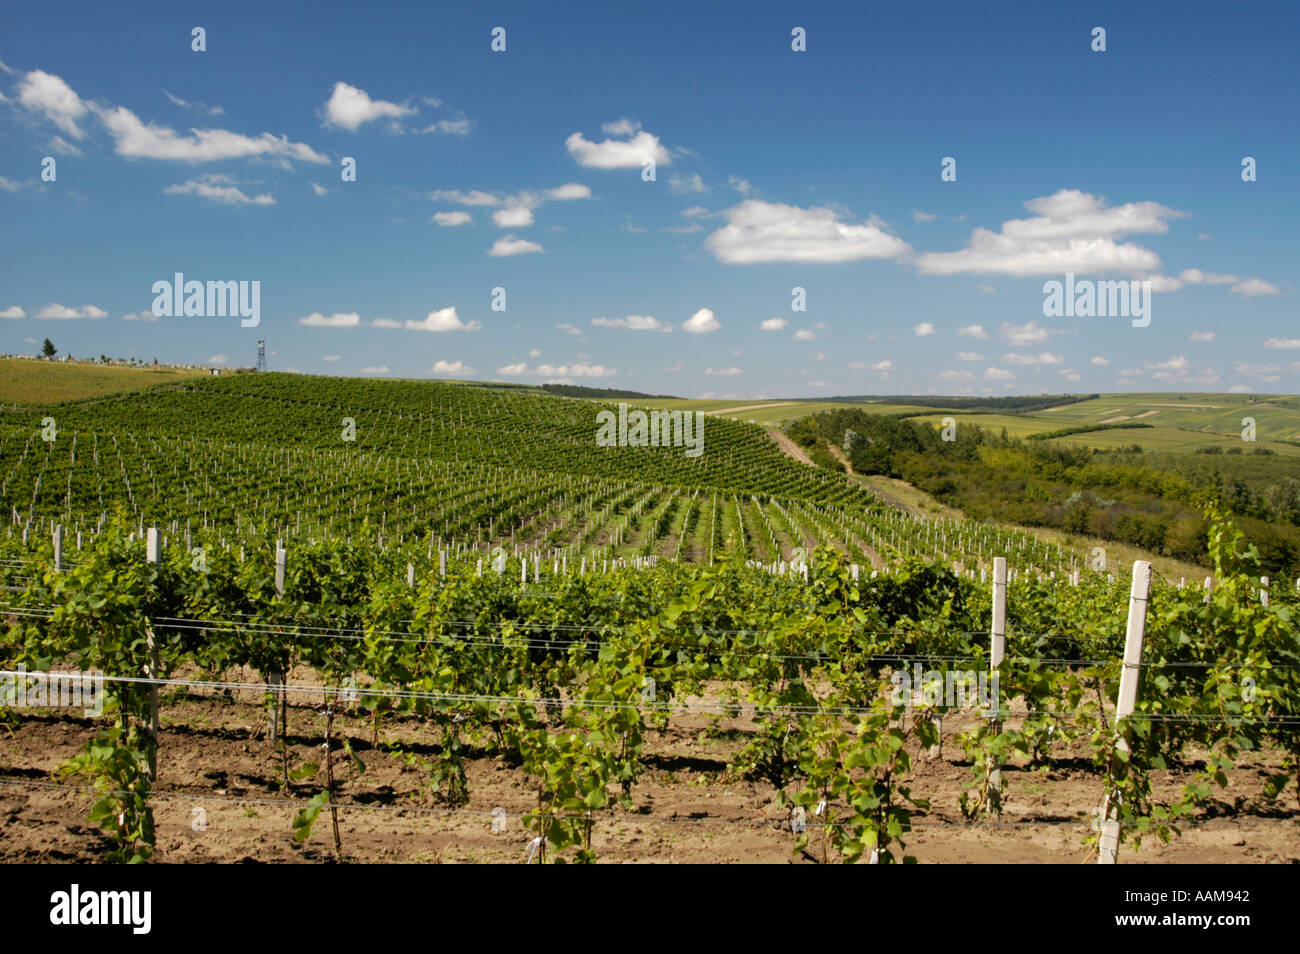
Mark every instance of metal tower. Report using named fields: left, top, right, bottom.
left=256, top=339, right=267, bottom=372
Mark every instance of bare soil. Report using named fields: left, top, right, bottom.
left=2, top=684, right=1296, bottom=864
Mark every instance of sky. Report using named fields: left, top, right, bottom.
left=1, top=0, right=1297, bottom=398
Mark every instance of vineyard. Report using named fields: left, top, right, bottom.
left=2, top=374, right=1298, bottom=863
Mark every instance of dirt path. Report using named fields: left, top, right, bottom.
left=707, top=402, right=800, bottom=416
left=765, top=427, right=815, bottom=466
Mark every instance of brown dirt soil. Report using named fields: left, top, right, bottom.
left=765, top=428, right=815, bottom=467
left=2, top=680, right=1297, bottom=864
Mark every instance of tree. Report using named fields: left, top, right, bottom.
left=41, top=338, right=57, bottom=359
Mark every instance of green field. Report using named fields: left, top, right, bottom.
left=0, top=358, right=208, bottom=405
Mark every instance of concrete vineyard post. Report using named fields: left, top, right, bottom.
left=144, top=527, right=161, bottom=781
left=407, top=563, right=415, bottom=588
left=987, top=557, right=1007, bottom=813
left=52, top=524, right=63, bottom=571
left=1097, top=560, right=1152, bottom=864
left=269, top=545, right=287, bottom=742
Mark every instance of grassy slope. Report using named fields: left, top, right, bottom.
left=0, top=359, right=207, bottom=405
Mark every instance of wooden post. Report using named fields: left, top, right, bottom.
left=144, top=528, right=161, bottom=781
left=986, top=557, right=1007, bottom=813
left=1098, top=560, right=1152, bottom=864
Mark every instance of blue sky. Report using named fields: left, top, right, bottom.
left=2, top=0, right=1297, bottom=397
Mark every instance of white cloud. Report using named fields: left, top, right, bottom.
left=18, top=70, right=88, bottom=138
left=528, top=349, right=541, bottom=358
left=681, top=206, right=709, bottom=218
left=912, top=209, right=937, bottom=223
left=728, top=176, right=755, bottom=195
left=956, top=351, right=984, bottom=362
left=1002, top=352, right=1064, bottom=366
left=121, top=311, right=157, bottom=322
left=682, top=308, right=720, bottom=334
left=565, top=127, right=670, bottom=169
left=984, top=367, right=1014, bottom=381
left=1179, top=268, right=1237, bottom=285
left=431, top=359, right=475, bottom=375
left=428, top=189, right=501, bottom=206
left=323, top=82, right=416, bottom=130
left=1262, top=337, right=1300, bottom=350
left=36, top=303, right=105, bottom=319
left=793, top=329, right=816, bottom=341
left=914, top=322, right=937, bottom=337
left=433, top=210, right=472, bottom=226
left=311, top=182, right=329, bottom=197
left=1189, top=330, right=1216, bottom=342
left=956, top=324, right=988, bottom=339
left=941, top=369, right=975, bottom=382
left=669, top=173, right=706, bottom=194
left=360, top=365, right=388, bottom=374
left=1090, top=356, right=1110, bottom=366
left=1230, top=278, right=1282, bottom=297
left=601, top=118, right=641, bottom=136
left=1146, top=355, right=1189, bottom=372
left=1059, top=368, right=1082, bottom=382
left=299, top=312, right=361, bottom=327
left=489, top=235, right=544, bottom=257
left=916, top=189, right=1184, bottom=276
left=759, top=317, right=788, bottom=331
left=1001, top=321, right=1051, bottom=346
left=163, top=89, right=224, bottom=116
left=209, top=354, right=228, bottom=365
left=705, top=199, right=910, bottom=265
left=556, top=322, right=582, bottom=336
left=1228, top=384, right=1254, bottom=394
left=496, top=362, right=616, bottom=378
left=0, top=175, right=25, bottom=192
left=98, top=102, right=328, bottom=163
left=546, top=183, right=591, bottom=201
left=1, top=306, right=25, bottom=318
left=492, top=204, right=535, bottom=228
left=414, top=117, right=472, bottom=136
left=705, top=366, right=742, bottom=376
left=405, top=307, right=480, bottom=332
left=591, top=315, right=669, bottom=332
left=320, top=354, right=341, bottom=362
left=165, top=176, right=275, bottom=206
left=869, top=360, right=893, bottom=372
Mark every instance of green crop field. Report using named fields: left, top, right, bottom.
left=0, top=358, right=209, bottom=405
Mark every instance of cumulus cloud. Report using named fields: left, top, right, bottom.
left=869, top=360, right=893, bottom=371
left=18, top=70, right=88, bottom=138
left=682, top=308, right=720, bottom=334
left=1230, top=278, right=1282, bottom=297
left=428, top=189, right=502, bottom=206
left=322, top=354, right=341, bottom=362
left=1002, top=352, right=1064, bottom=366
left=311, top=182, right=329, bottom=197
left=793, top=329, right=816, bottom=341
left=956, top=324, right=987, bottom=339
left=164, top=175, right=275, bottom=205
left=492, top=204, right=535, bottom=228
left=566, top=125, right=670, bottom=169
left=941, top=369, right=975, bottom=382
left=121, top=311, right=157, bottom=321
left=705, top=199, right=911, bottom=264
left=431, top=359, right=475, bottom=375
left=956, top=351, right=984, bottom=362
left=36, top=303, right=105, bottom=319
left=984, top=367, right=1014, bottom=381
left=405, top=307, right=480, bottom=332
left=1262, top=337, right=1300, bottom=349
left=591, top=315, right=669, bottom=332
left=489, top=235, right=544, bottom=257
left=299, top=312, right=361, bottom=327
left=1, top=306, right=26, bottom=319
left=759, top=317, right=788, bottom=331
left=914, top=322, right=937, bottom=336
left=496, top=361, right=616, bottom=378
left=209, top=354, right=228, bottom=365
left=323, top=82, right=416, bottom=130
left=98, top=103, right=328, bottom=163
left=916, top=189, right=1185, bottom=276
left=1090, top=356, right=1110, bottom=366
left=433, top=210, right=472, bottom=226
left=705, top=366, right=742, bottom=376
left=669, top=173, right=706, bottom=194
left=1001, top=321, right=1052, bottom=346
